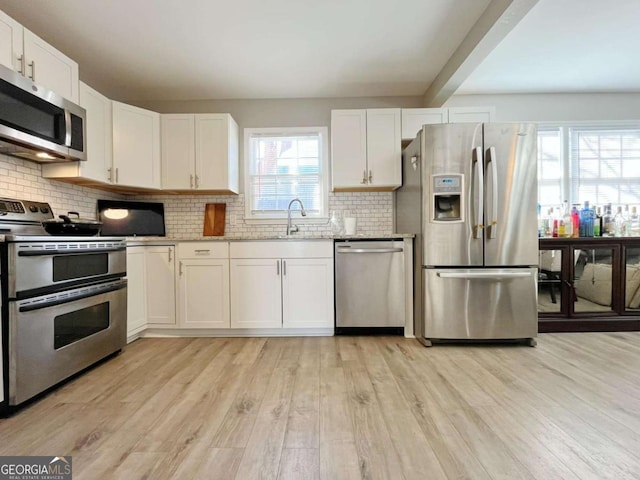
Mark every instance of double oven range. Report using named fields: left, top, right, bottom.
left=1, top=197, right=127, bottom=409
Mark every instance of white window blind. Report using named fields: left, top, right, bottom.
left=244, top=127, right=328, bottom=221
left=537, top=127, right=563, bottom=208
left=570, top=127, right=640, bottom=206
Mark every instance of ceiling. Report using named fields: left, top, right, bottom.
left=0, top=0, right=638, bottom=103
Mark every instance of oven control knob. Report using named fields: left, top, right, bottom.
left=40, top=207, right=50, bottom=214
left=29, top=205, right=38, bottom=212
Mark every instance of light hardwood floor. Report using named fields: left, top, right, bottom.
left=2, top=333, right=640, bottom=479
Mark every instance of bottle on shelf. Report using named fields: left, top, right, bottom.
left=537, top=204, right=544, bottom=237
left=594, top=206, right=603, bottom=237
left=579, top=201, right=594, bottom=237
left=603, top=203, right=614, bottom=235
left=630, top=206, right=639, bottom=237
left=614, top=206, right=626, bottom=236
left=571, top=204, right=581, bottom=238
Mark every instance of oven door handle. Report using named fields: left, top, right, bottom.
left=18, top=281, right=127, bottom=312
left=18, top=247, right=126, bottom=256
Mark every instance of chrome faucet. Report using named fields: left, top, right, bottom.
left=287, top=198, right=307, bottom=235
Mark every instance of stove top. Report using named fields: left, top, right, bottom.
left=0, top=197, right=116, bottom=241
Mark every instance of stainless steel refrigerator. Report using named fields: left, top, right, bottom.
left=396, top=123, right=538, bottom=347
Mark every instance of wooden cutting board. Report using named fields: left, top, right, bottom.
left=203, top=203, right=226, bottom=236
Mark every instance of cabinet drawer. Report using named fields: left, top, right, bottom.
left=178, top=242, right=229, bottom=259
left=230, top=240, right=333, bottom=259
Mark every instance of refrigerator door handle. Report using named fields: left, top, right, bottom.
left=437, top=271, right=533, bottom=279
left=472, top=146, right=484, bottom=239
left=486, top=146, right=499, bottom=239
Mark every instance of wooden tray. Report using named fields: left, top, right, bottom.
left=203, top=203, right=226, bottom=236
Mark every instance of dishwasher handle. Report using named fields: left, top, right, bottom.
left=336, top=247, right=403, bottom=254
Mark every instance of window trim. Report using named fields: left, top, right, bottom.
left=243, top=126, right=330, bottom=224
left=537, top=121, right=640, bottom=207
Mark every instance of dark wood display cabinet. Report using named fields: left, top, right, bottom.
left=538, top=237, right=640, bottom=332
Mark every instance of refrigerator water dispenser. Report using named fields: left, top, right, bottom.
left=432, top=174, right=464, bottom=222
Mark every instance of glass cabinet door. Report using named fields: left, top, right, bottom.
left=573, top=247, right=615, bottom=313
left=538, top=249, right=564, bottom=314
left=624, top=246, right=640, bottom=313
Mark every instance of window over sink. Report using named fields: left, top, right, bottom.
left=244, top=126, right=329, bottom=223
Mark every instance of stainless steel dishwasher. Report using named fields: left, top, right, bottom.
left=334, top=239, right=405, bottom=334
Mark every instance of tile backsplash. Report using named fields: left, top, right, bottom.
left=1, top=153, right=394, bottom=236
left=135, top=192, right=394, bottom=238
left=0, top=154, right=122, bottom=217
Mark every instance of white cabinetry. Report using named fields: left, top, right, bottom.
left=447, top=106, right=495, bottom=124
left=0, top=10, right=78, bottom=102
left=161, top=114, right=239, bottom=192
left=230, top=241, right=334, bottom=330
left=146, top=246, right=176, bottom=326
left=126, top=245, right=176, bottom=342
left=400, top=106, right=496, bottom=140
left=112, top=101, right=161, bottom=189
left=177, top=242, right=230, bottom=329
left=331, top=109, right=401, bottom=191
left=42, top=82, right=112, bottom=183
left=401, top=108, right=448, bottom=140
left=126, top=247, right=147, bottom=340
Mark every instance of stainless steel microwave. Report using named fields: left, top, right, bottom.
left=0, top=63, right=86, bottom=162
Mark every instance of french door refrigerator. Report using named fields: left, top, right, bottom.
left=396, top=123, right=538, bottom=347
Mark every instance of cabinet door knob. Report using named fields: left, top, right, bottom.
left=283, top=260, right=286, bottom=276
left=190, top=174, right=194, bottom=189
left=179, top=261, right=183, bottom=275
left=28, top=60, right=35, bottom=81
left=168, top=248, right=172, bottom=263
left=368, top=169, right=373, bottom=183
left=361, top=170, right=367, bottom=184
left=276, top=260, right=280, bottom=276
left=195, top=174, right=200, bottom=189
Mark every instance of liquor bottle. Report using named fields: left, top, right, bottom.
left=561, top=200, right=572, bottom=237
left=630, top=206, right=639, bottom=237
left=537, top=204, right=544, bottom=237
left=580, top=201, right=594, bottom=237
left=614, top=206, right=625, bottom=236
left=603, top=203, right=613, bottom=235
left=594, top=206, right=603, bottom=237
left=571, top=205, right=580, bottom=238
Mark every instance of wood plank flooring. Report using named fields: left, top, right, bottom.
left=2, top=333, right=640, bottom=479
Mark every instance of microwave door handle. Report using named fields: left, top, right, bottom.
left=64, top=109, right=72, bottom=147
left=486, top=146, right=498, bottom=239
left=472, top=146, right=484, bottom=239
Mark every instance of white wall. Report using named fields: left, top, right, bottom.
left=446, top=93, right=640, bottom=123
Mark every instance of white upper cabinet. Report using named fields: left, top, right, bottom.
left=43, top=82, right=112, bottom=182
left=161, top=113, right=239, bottom=192
left=331, top=108, right=401, bottom=191
left=0, top=10, right=78, bottom=102
left=161, top=114, right=195, bottom=189
left=401, top=108, right=448, bottom=140
left=365, top=109, right=402, bottom=189
left=112, top=101, right=161, bottom=189
left=401, top=106, right=496, bottom=140
left=0, top=10, right=21, bottom=71
left=447, top=106, right=495, bottom=124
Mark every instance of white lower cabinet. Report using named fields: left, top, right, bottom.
left=145, top=246, right=176, bottom=326
left=126, top=247, right=147, bottom=339
left=230, top=259, right=282, bottom=328
left=281, top=258, right=334, bottom=329
left=177, top=242, right=230, bottom=328
left=126, top=245, right=176, bottom=341
left=230, top=241, right=334, bottom=330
